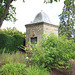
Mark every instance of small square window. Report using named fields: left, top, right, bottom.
left=31, top=37, right=37, bottom=44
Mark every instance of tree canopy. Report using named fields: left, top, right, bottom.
left=59, top=0, right=75, bottom=39
left=0, top=0, right=25, bottom=28
left=44, top=0, right=60, bottom=3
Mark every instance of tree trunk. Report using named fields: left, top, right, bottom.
left=0, top=0, right=14, bottom=28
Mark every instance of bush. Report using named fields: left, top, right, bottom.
left=0, top=34, right=15, bottom=53
left=0, top=27, right=26, bottom=53
left=25, top=64, right=50, bottom=75
left=0, top=63, right=50, bottom=75
left=0, top=33, right=25, bottom=53
left=31, top=33, right=75, bottom=71
left=13, top=34, right=25, bottom=50
left=0, top=63, right=26, bottom=75
left=0, top=27, right=26, bottom=38
left=0, top=34, right=7, bottom=49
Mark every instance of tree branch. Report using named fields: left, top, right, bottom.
left=0, top=0, right=14, bottom=28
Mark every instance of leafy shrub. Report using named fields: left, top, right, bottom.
left=0, top=63, right=50, bottom=75
left=25, top=64, right=50, bottom=75
left=0, top=34, right=7, bottom=49
left=13, top=34, right=25, bottom=50
left=0, top=33, right=25, bottom=53
left=31, top=33, right=75, bottom=71
left=0, top=34, right=15, bottom=53
left=0, top=27, right=26, bottom=53
left=0, top=63, right=26, bottom=75
left=0, top=27, right=26, bottom=38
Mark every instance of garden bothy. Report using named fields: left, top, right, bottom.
left=25, top=11, right=58, bottom=46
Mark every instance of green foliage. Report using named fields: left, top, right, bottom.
left=0, top=28, right=26, bottom=53
left=0, top=0, right=16, bottom=22
left=0, top=34, right=8, bottom=49
left=25, top=64, right=50, bottom=75
left=13, top=34, right=25, bottom=50
left=59, top=0, right=75, bottom=39
left=0, top=51, right=49, bottom=75
left=0, top=33, right=15, bottom=53
left=0, top=27, right=26, bottom=38
left=44, top=0, right=60, bottom=3
left=0, top=0, right=25, bottom=27
left=31, top=33, right=75, bottom=71
left=0, top=33, right=25, bottom=53
left=0, top=63, right=49, bottom=75
left=0, top=51, right=27, bottom=65
left=0, top=63, right=26, bottom=75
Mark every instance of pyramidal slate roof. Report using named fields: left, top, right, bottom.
left=32, top=11, right=51, bottom=24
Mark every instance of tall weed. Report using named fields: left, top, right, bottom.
left=0, top=51, right=27, bottom=66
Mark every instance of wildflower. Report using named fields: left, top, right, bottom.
left=26, top=57, right=29, bottom=59
left=30, top=48, right=32, bottom=50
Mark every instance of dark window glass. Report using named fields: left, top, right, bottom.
left=31, top=37, right=37, bottom=44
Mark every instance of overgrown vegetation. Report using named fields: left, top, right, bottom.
left=31, top=33, right=75, bottom=71
left=0, top=63, right=26, bottom=75
left=0, top=27, right=26, bottom=37
left=0, top=51, right=27, bottom=65
left=25, top=65, right=50, bottom=75
left=0, top=34, right=15, bottom=52
left=0, top=63, right=49, bottom=75
left=0, top=27, right=25, bottom=53
left=0, top=51, right=49, bottom=75
left=0, top=29, right=75, bottom=74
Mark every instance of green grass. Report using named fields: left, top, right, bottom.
left=0, top=51, right=27, bottom=66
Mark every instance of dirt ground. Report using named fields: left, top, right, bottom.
left=50, top=68, right=69, bottom=75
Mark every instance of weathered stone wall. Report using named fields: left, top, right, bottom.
left=43, top=23, right=58, bottom=36
left=25, top=23, right=43, bottom=46
left=25, top=22, right=58, bottom=46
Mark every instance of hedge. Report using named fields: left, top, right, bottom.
left=0, top=33, right=25, bottom=53
left=13, top=34, right=25, bottom=50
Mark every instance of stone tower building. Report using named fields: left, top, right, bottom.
left=25, top=11, right=58, bottom=46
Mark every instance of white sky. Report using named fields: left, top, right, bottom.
left=1, top=0, right=64, bottom=33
